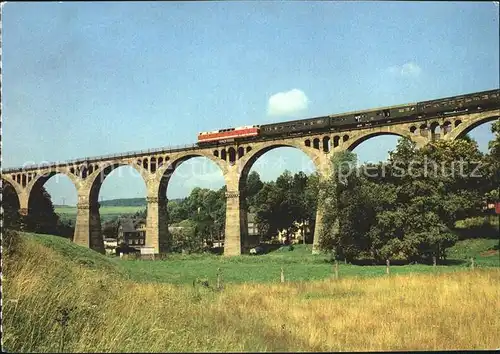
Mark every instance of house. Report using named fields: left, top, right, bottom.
left=277, top=219, right=312, bottom=244
left=245, top=213, right=260, bottom=249
left=103, top=238, right=118, bottom=255
left=247, top=213, right=259, bottom=237
left=117, top=218, right=146, bottom=249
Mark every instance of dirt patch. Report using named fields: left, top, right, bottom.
left=480, top=249, right=499, bottom=257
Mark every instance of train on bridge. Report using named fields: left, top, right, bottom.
left=197, top=89, right=500, bottom=145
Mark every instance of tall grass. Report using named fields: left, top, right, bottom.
left=3, top=234, right=499, bottom=352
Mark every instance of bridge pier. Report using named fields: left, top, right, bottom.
left=74, top=200, right=105, bottom=254
left=145, top=196, right=169, bottom=254
left=224, top=190, right=242, bottom=256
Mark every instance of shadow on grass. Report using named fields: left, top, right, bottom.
left=453, top=225, right=499, bottom=240
left=259, top=243, right=286, bottom=254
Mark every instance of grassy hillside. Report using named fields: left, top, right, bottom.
left=3, top=232, right=499, bottom=352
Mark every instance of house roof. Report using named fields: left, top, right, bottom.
left=119, top=218, right=136, bottom=233
left=118, top=216, right=146, bottom=232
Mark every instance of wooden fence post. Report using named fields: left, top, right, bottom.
left=216, top=267, right=221, bottom=290
left=334, top=260, right=339, bottom=280
left=433, top=256, right=436, bottom=267
left=280, top=267, right=285, bottom=283
left=386, top=259, right=390, bottom=275
left=470, top=257, right=474, bottom=270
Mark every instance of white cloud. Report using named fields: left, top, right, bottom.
left=267, top=89, right=309, bottom=116
left=388, top=62, right=422, bottom=78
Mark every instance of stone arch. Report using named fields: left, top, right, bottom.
left=2, top=175, right=23, bottom=205
left=142, top=158, right=149, bottom=170
left=237, top=141, right=320, bottom=188
left=25, top=167, right=80, bottom=224
left=155, top=151, right=228, bottom=192
left=333, top=136, right=341, bottom=148
left=419, top=123, right=429, bottom=137
left=305, top=139, right=311, bottom=147
left=1, top=178, right=22, bottom=216
left=344, top=125, right=422, bottom=151
left=150, top=157, right=157, bottom=173
left=228, top=147, right=237, bottom=164
left=322, top=136, right=331, bottom=153
left=75, top=161, right=147, bottom=253
left=233, top=141, right=322, bottom=252
left=409, top=125, right=418, bottom=135
left=85, top=161, right=147, bottom=201
left=429, top=121, right=440, bottom=142
left=446, top=111, right=500, bottom=141
left=154, top=152, right=227, bottom=253
left=213, top=150, right=219, bottom=157
left=26, top=167, right=80, bottom=199
left=237, top=147, right=245, bottom=159
left=220, top=149, right=227, bottom=161
left=442, top=121, right=452, bottom=135
left=313, top=138, right=320, bottom=150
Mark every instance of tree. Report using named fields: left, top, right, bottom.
left=316, top=137, right=486, bottom=262
left=484, top=120, right=500, bottom=203
left=318, top=150, right=360, bottom=259
left=2, top=182, right=75, bottom=239
left=245, top=171, right=264, bottom=211
left=2, top=182, right=21, bottom=230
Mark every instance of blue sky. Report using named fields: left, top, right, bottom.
left=3, top=2, right=499, bottom=205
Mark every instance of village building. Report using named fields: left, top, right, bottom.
left=117, top=218, right=146, bottom=249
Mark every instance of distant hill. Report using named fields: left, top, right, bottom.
left=55, top=197, right=186, bottom=208
left=100, top=197, right=186, bottom=206
left=100, top=198, right=147, bottom=207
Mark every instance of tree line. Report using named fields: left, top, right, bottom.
left=317, top=121, right=499, bottom=263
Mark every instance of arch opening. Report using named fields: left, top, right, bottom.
left=313, top=138, right=320, bottom=150
left=430, top=122, right=441, bottom=142
left=150, top=157, right=157, bottom=173
left=158, top=155, right=226, bottom=254
left=455, top=117, right=499, bottom=153
left=347, top=132, right=405, bottom=158
left=27, top=172, right=78, bottom=240
left=333, top=136, right=340, bottom=148
left=237, top=147, right=245, bottom=159
left=322, top=136, right=331, bottom=153
left=239, top=145, right=319, bottom=253
left=89, top=164, right=147, bottom=254
left=2, top=179, right=21, bottom=229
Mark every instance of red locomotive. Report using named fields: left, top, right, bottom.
left=197, top=125, right=260, bottom=144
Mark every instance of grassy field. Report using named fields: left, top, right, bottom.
left=117, top=238, right=499, bottom=284
left=55, top=206, right=144, bottom=223
left=3, top=232, right=499, bottom=352
left=15, top=233, right=500, bottom=285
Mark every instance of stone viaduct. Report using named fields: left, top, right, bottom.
left=2, top=108, right=499, bottom=256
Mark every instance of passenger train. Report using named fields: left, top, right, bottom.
left=197, top=89, right=500, bottom=145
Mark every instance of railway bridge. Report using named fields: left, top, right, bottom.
left=2, top=107, right=499, bottom=256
